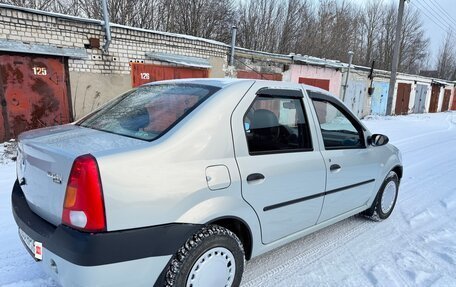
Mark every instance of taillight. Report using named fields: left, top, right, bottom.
left=62, top=154, right=106, bottom=232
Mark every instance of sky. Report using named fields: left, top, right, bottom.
left=346, top=0, right=456, bottom=68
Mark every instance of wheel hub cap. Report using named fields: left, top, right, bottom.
left=186, top=247, right=236, bottom=287
left=381, top=181, right=397, bottom=214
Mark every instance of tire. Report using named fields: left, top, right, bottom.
left=363, top=171, right=399, bottom=220
left=162, top=225, right=245, bottom=287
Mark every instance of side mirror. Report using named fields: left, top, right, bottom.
left=369, top=134, right=389, bottom=146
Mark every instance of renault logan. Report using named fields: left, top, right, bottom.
left=12, top=79, right=402, bottom=287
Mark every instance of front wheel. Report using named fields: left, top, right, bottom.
left=163, top=225, right=245, bottom=287
left=363, top=171, right=399, bottom=220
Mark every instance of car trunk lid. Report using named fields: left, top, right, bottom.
left=17, top=124, right=148, bottom=226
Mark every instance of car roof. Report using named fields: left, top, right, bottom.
left=142, top=78, right=255, bottom=89
left=143, top=78, right=334, bottom=95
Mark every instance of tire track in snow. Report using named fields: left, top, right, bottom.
left=241, top=217, right=376, bottom=286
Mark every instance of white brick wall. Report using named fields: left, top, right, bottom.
left=0, top=6, right=228, bottom=74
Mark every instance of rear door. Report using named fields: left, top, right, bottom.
left=232, top=82, right=326, bottom=244
left=306, top=91, right=382, bottom=223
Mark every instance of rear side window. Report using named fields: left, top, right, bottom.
left=244, top=94, right=312, bottom=155
left=79, top=84, right=220, bottom=141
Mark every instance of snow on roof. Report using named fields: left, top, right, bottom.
left=0, top=3, right=102, bottom=25
left=145, top=52, right=212, bottom=68
left=234, top=47, right=292, bottom=61
left=432, top=79, right=452, bottom=86
left=0, top=39, right=87, bottom=58
left=292, top=54, right=348, bottom=69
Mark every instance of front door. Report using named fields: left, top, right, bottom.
left=307, top=91, right=382, bottom=222
left=232, top=83, right=326, bottom=244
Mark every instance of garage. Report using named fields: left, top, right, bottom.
left=132, top=52, right=211, bottom=87
left=429, top=84, right=441, bottom=113
left=394, top=83, right=411, bottom=115
left=413, top=84, right=427, bottom=114
left=298, top=77, right=330, bottom=91
left=237, top=70, right=282, bottom=81
left=0, top=53, right=72, bottom=142
left=441, top=89, right=451, bottom=112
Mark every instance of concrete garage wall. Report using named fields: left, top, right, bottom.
left=208, top=56, right=227, bottom=78
left=69, top=72, right=131, bottom=119
left=284, top=65, right=343, bottom=97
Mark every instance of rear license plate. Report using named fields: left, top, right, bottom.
left=18, top=228, right=43, bottom=260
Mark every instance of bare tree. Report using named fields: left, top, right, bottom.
left=237, top=0, right=284, bottom=52
left=1, top=0, right=55, bottom=10
left=436, top=31, right=456, bottom=80
left=360, top=0, right=382, bottom=66
left=170, top=0, right=235, bottom=42
left=2, top=0, right=431, bottom=75
left=398, top=6, right=429, bottom=74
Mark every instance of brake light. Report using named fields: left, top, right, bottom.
left=62, top=154, right=106, bottom=232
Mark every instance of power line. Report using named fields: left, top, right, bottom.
left=410, top=2, right=451, bottom=31
left=410, top=1, right=455, bottom=34
left=428, top=0, right=456, bottom=28
left=416, top=0, right=456, bottom=30
left=234, top=58, right=268, bottom=80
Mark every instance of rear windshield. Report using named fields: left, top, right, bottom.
left=78, top=83, right=220, bottom=141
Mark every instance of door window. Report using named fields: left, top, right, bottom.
left=312, top=100, right=364, bottom=149
left=244, top=94, right=312, bottom=155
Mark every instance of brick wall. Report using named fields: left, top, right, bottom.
left=0, top=5, right=228, bottom=74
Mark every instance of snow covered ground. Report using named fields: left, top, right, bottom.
left=1, top=112, right=455, bottom=287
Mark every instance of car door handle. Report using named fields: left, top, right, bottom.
left=247, top=173, right=265, bottom=182
left=329, top=164, right=341, bottom=172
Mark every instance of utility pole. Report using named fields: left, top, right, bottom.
left=101, top=0, right=111, bottom=53
left=342, top=51, right=354, bottom=102
left=229, top=26, right=237, bottom=66
left=386, top=0, right=406, bottom=115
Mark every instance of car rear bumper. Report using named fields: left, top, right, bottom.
left=11, top=180, right=202, bottom=286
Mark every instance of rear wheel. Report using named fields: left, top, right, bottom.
left=163, top=225, right=245, bottom=287
left=363, top=171, right=399, bottom=220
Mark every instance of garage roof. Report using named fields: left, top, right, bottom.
left=145, top=52, right=212, bottom=68
left=0, top=39, right=87, bottom=58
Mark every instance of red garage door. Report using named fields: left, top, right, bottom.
left=452, top=88, right=456, bottom=110
left=131, top=63, right=209, bottom=87
left=394, top=83, right=411, bottom=115
left=0, top=54, right=71, bottom=142
left=237, top=70, right=282, bottom=81
left=441, top=89, right=451, bottom=112
left=298, top=77, right=330, bottom=91
left=429, top=85, right=440, bottom=113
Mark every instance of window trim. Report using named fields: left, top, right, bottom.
left=308, top=93, right=366, bottom=150
left=243, top=90, right=314, bottom=156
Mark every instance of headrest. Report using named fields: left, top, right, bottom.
left=251, top=109, right=278, bottom=129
